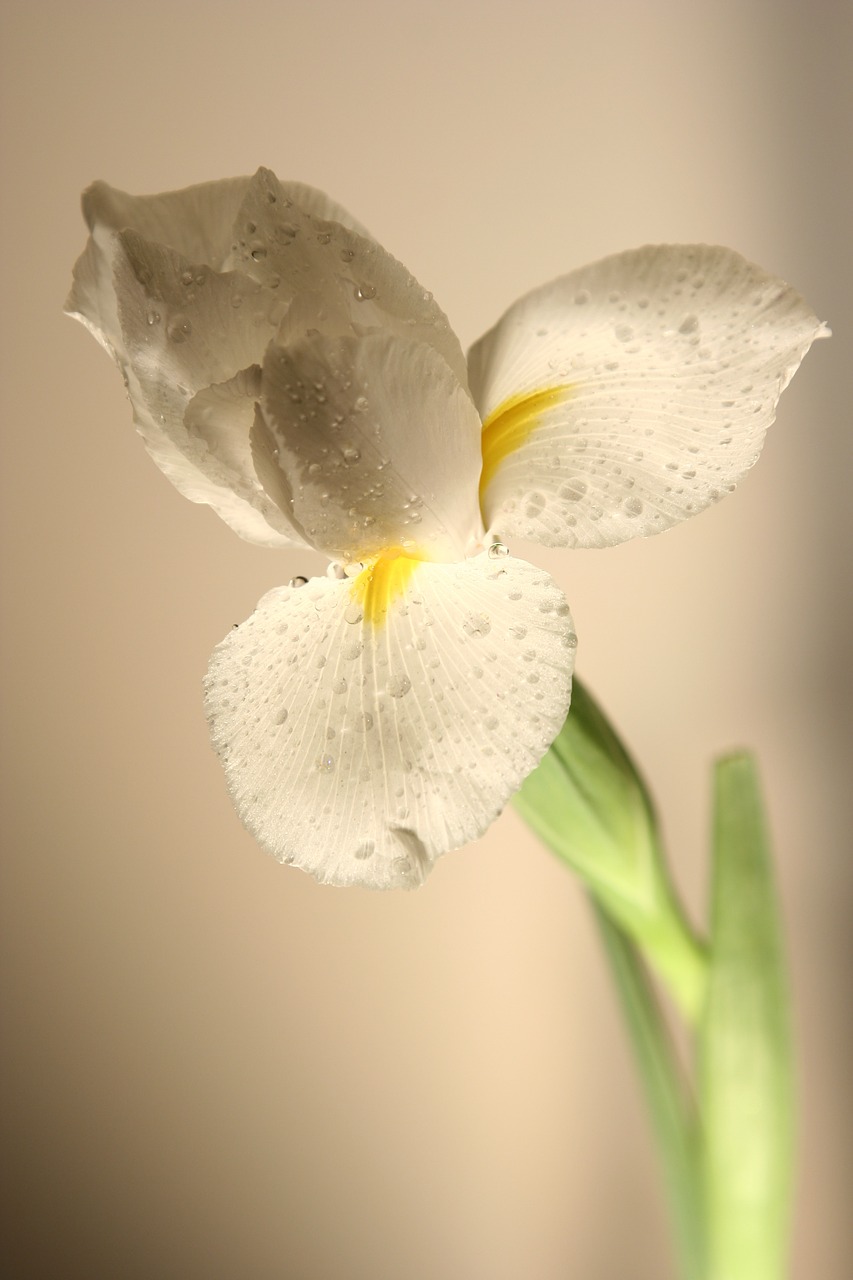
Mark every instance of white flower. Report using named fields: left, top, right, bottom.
left=67, top=167, right=826, bottom=889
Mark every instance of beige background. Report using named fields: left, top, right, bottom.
left=1, top=1, right=850, bottom=1277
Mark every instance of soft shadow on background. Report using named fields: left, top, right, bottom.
left=1, top=2, right=850, bottom=1277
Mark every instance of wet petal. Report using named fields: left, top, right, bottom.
left=470, top=246, right=827, bottom=547
left=109, top=230, right=300, bottom=546
left=223, top=168, right=469, bottom=387
left=204, top=551, right=576, bottom=889
left=258, top=330, right=484, bottom=561
left=80, top=175, right=254, bottom=269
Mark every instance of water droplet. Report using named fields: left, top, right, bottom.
left=487, top=541, right=509, bottom=560
left=167, top=314, right=192, bottom=343
left=354, top=283, right=377, bottom=302
left=342, top=640, right=363, bottom=660
left=354, top=841, right=374, bottom=860
left=509, top=624, right=527, bottom=639
left=362, top=712, right=374, bottom=731
left=344, top=602, right=363, bottom=624
left=679, top=313, right=699, bottom=334
left=146, top=310, right=161, bottom=326
left=251, top=245, right=267, bottom=261
left=342, top=446, right=361, bottom=464
left=353, top=395, right=368, bottom=413
left=180, top=270, right=194, bottom=286
left=316, top=654, right=327, bottom=668
left=574, top=290, right=590, bottom=305
left=317, top=754, right=335, bottom=773
left=326, top=726, right=336, bottom=740
left=340, top=248, right=355, bottom=262
left=289, top=575, right=308, bottom=588
left=389, top=674, right=412, bottom=698
left=274, top=707, right=288, bottom=725
left=463, top=613, right=491, bottom=638
left=524, top=492, right=545, bottom=519
left=332, top=676, right=348, bottom=694
left=327, top=561, right=346, bottom=579
left=624, top=495, right=644, bottom=517
left=614, top=323, right=633, bottom=342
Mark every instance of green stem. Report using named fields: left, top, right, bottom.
left=594, top=901, right=706, bottom=1280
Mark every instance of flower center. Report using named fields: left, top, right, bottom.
left=479, top=384, right=575, bottom=505
left=350, top=548, right=423, bottom=626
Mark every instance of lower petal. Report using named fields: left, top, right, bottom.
left=204, top=551, right=576, bottom=888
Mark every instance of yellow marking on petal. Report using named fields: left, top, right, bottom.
left=479, top=384, right=575, bottom=505
left=351, top=547, right=423, bottom=627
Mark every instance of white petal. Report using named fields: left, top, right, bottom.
left=222, top=168, right=470, bottom=388
left=277, top=180, right=375, bottom=241
left=109, top=229, right=302, bottom=546
left=81, top=176, right=254, bottom=269
left=204, top=551, right=576, bottom=889
left=470, top=246, right=828, bottom=547
left=259, top=330, right=484, bottom=561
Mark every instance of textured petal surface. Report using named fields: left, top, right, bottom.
left=205, top=552, right=576, bottom=889
left=222, top=168, right=469, bottom=387
left=470, top=246, right=827, bottom=547
left=79, top=175, right=253, bottom=269
left=259, top=330, right=484, bottom=561
left=109, top=230, right=301, bottom=546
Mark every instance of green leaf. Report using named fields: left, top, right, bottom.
left=700, top=754, right=793, bottom=1280
left=514, top=678, right=707, bottom=1021
left=595, top=902, right=706, bottom=1280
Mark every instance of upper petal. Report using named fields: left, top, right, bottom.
left=221, top=168, right=470, bottom=388
left=204, top=550, right=576, bottom=889
left=109, top=230, right=302, bottom=546
left=258, top=329, right=484, bottom=562
left=470, top=246, right=828, bottom=547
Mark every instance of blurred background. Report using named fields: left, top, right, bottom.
left=1, top=1, right=849, bottom=1277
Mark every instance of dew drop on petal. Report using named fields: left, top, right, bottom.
left=389, top=674, right=412, bottom=698
left=289, top=575, right=309, bottom=588
left=487, top=541, right=510, bottom=559
left=463, top=613, right=491, bottom=638
left=167, top=314, right=192, bottom=343
left=317, top=754, right=335, bottom=774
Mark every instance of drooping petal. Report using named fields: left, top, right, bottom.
left=108, top=230, right=302, bottom=546
left=222, top=168, right=470, bottom=387
left=470, top=246, right=828, bottom=547
left=204, top=551, right=576, bottom=889
left=258, top=330, right=484, bottom=562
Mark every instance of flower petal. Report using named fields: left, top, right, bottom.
left=108, top=229, right=302, bottom=546
left=470, top=246, right=827, bottom=547
left=258, top=329, right=484, bottom=561
left=80, top=175, right=255, bottom=270
left=204, top=551, right=576, bottom=889
left=222, top=168, right=470, bottom=388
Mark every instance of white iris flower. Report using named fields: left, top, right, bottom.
left=67, top=168, right=825, bottom=889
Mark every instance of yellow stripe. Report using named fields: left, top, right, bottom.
left=351, top=548, right=422, bottom=627
left=479, top=384, right=574, bottom=505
